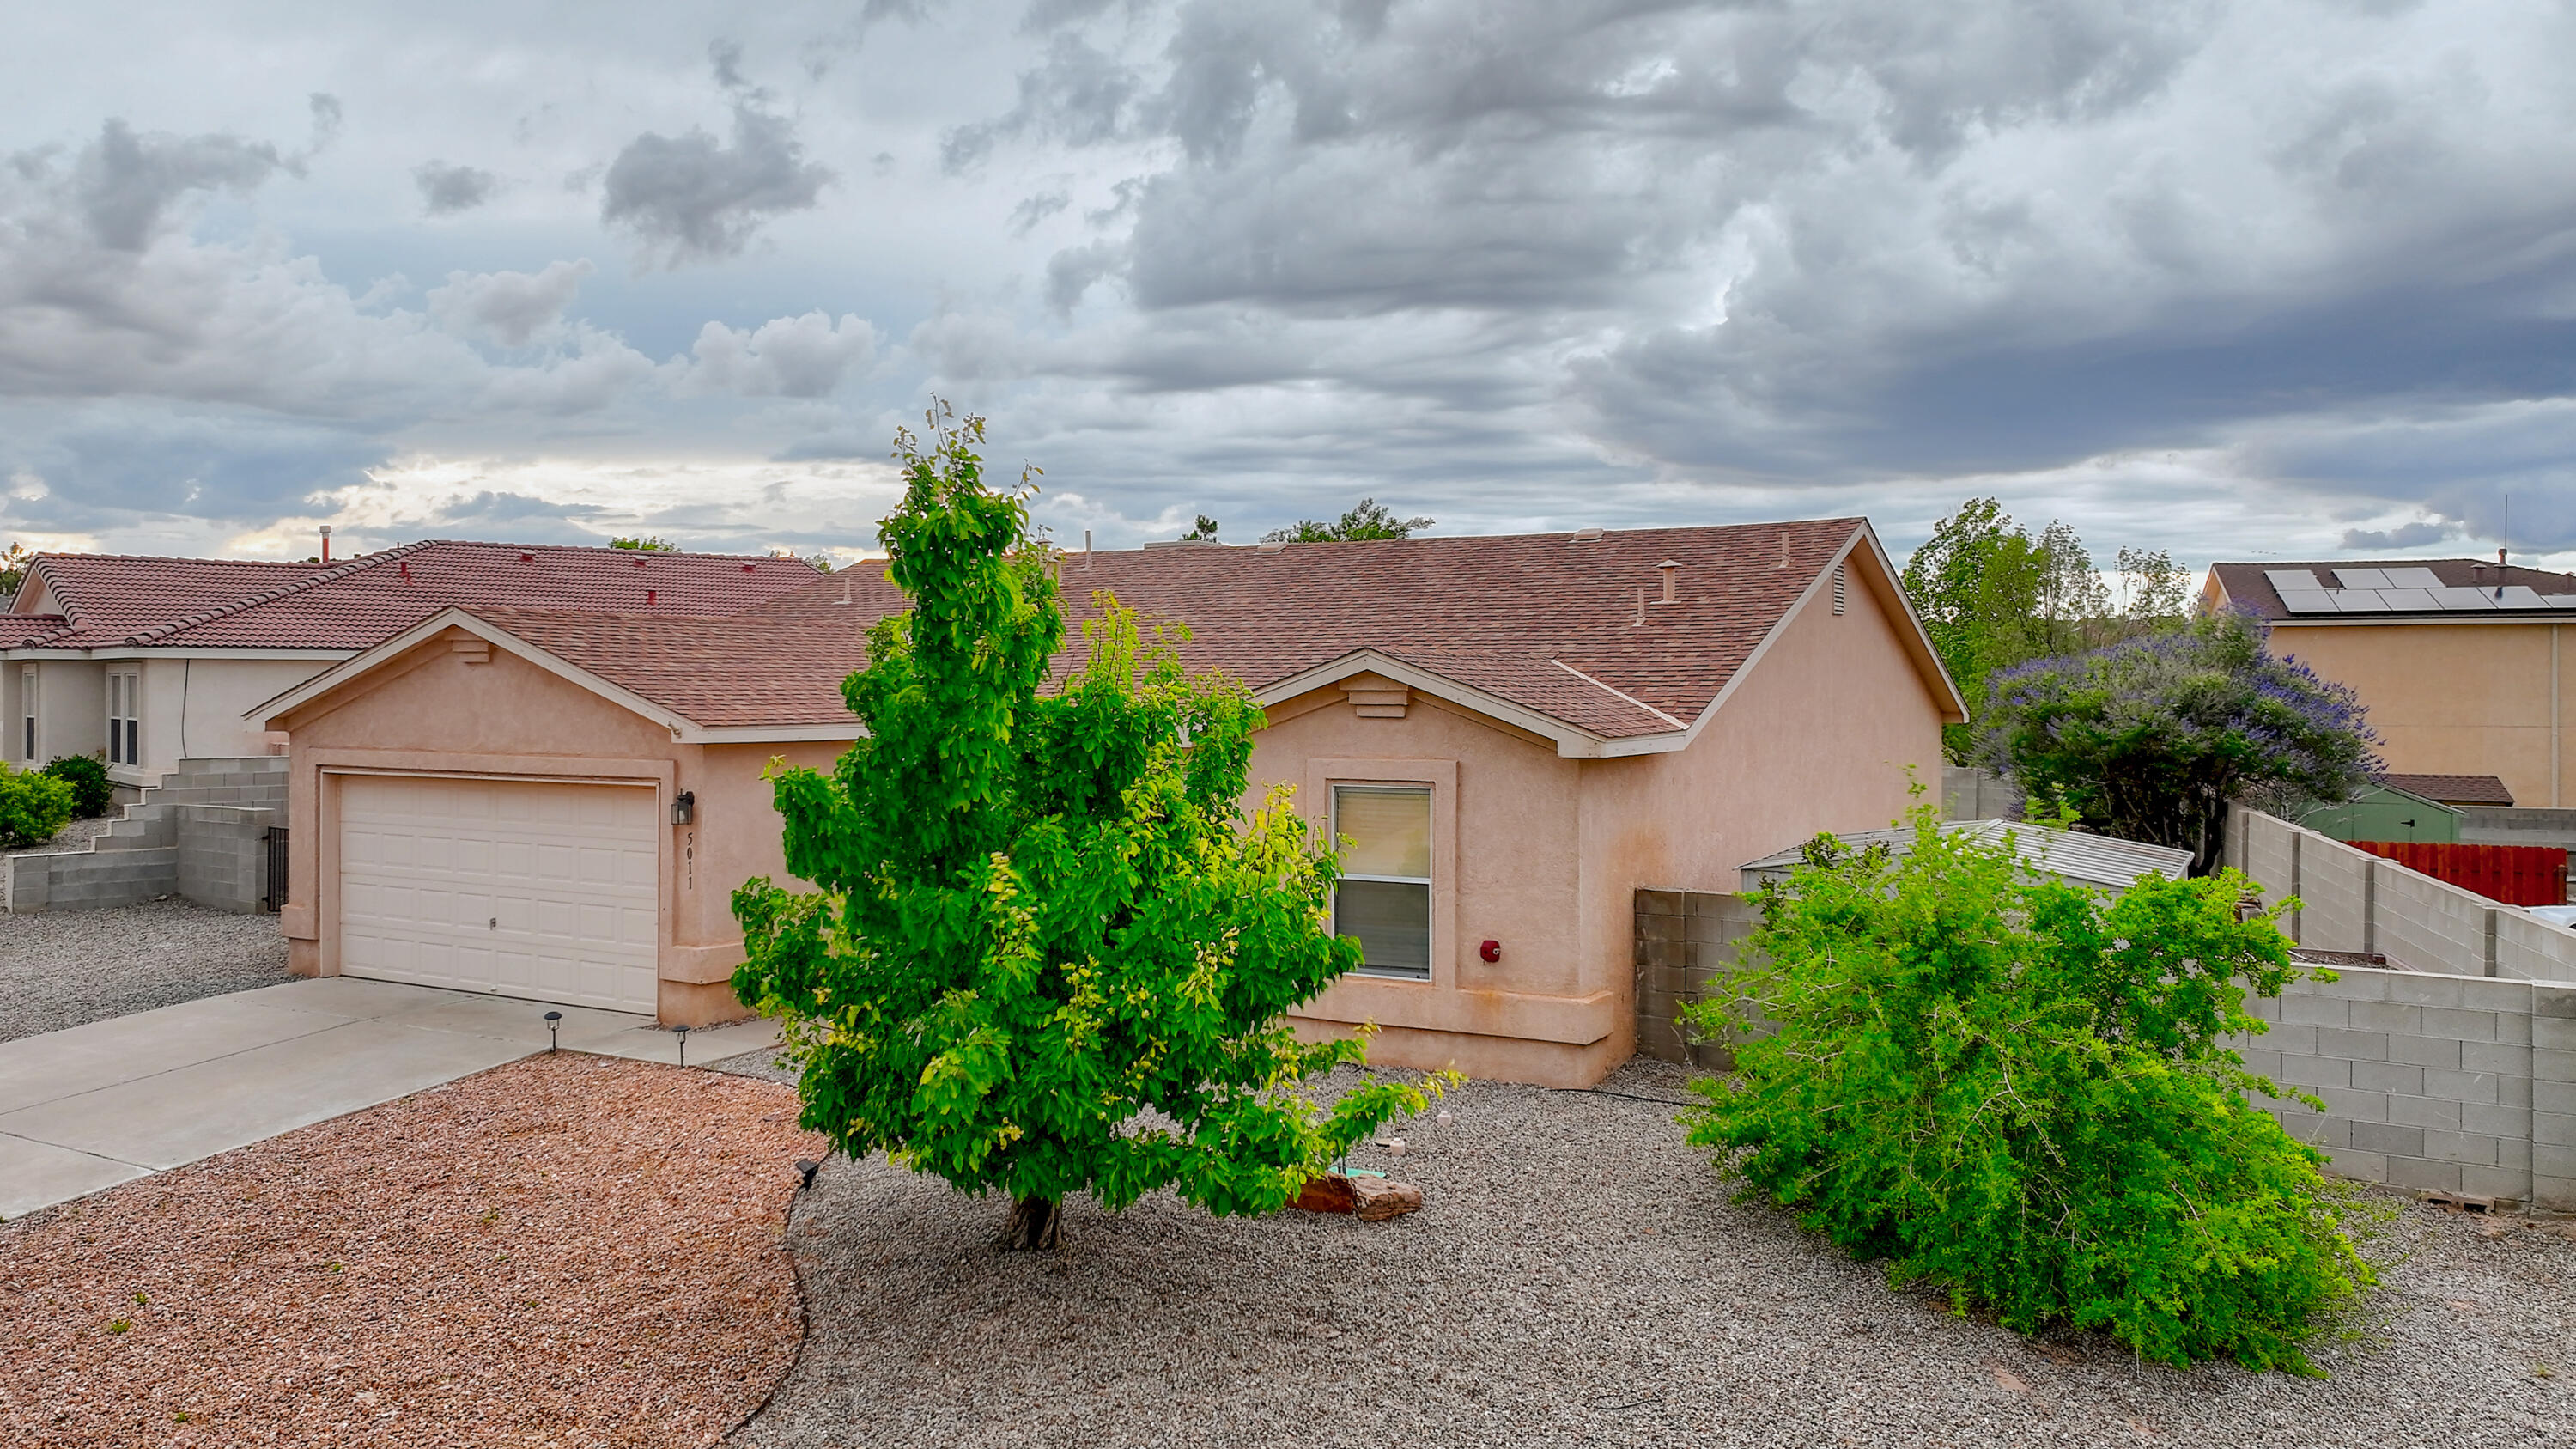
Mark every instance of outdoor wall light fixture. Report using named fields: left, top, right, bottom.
left=544, top=1010, right=562, bottom=1053
left=1479, top=939, right=1502, bottom=963
left=671, top=790, right=696, bottom=825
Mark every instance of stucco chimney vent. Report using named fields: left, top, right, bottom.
left=1656, top=559, right=1680, bottom=604
left=1574, top=527, right=1605, bottom=541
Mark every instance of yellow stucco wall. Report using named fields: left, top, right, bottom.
left=2271, top=621, right=2573, bottom=808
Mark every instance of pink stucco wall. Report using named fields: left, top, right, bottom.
left=270, top=629, right=849, bottom=1026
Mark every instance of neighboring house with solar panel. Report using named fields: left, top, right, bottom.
left=2202, top=557, right=2576, bottom=809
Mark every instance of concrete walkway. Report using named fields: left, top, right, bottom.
left=0, top=977, right=781, bottom=1221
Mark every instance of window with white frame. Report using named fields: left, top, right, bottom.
left=107, top=670, right=140, bottom=766
left=1333, top=783, right=1432, bottom=979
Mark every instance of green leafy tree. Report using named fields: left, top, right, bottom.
left=1261, top=498, right=1433, bottom=544
left=1180, top=514, right=1221, bottom=541
left=1682, top=808, right=2383, bottom=1375
left=732, top=405, right=1440, bottom=1251
left=0, top=540, right=31, bottom=600
left=41, top=755, right=114, bottom=819
left=1900, top=499, right=2051, bottom=757
left=609, top=535, right=677, bottom=551
left=1979, top=610, right=2379, bottom=874
left=0, top=762, right=76, bottom=849
left=2114, top=545, right=2189, bottom=625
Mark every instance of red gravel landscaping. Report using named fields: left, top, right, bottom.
left=0, top=1052, right=823, bottom=1448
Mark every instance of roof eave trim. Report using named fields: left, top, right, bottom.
left=1250, top=649, right=1684, bottom=758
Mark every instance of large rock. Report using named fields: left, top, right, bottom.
left=1293, top=1173, right=1357, bottom=1214
left=1352, top=1177, right=1423, bottom=1221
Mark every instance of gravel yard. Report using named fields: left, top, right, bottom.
left=732, top=1058, right=2576, bottom=1449
left=4, top=817, right=113, bottom=857
left=0, top=898, right=292, bottom=1042
left=2, top=1052, right=823, bottom=1448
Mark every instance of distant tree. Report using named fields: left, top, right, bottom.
left=0, top=540, right=32, bottom=600
left=2115, top=545, right=2190, bottom=625
left=1978, top=611, right=2379, bottom=874
left=1181, top=514, right=1221, bottom=541
left=732, top=405, right=1441, bottom=1251
left=772, top=548, right=838, bottom=572
left=610, top=536, right=677, bottom=551
left=1261, top=498, right=1433, bottom=544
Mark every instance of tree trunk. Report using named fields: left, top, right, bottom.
left=999, top=1194, right=1061, bottom=1251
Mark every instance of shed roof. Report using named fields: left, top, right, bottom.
left=2379, top=773, right=2515, bottom=807
left=1738, top=820, right=2194, bottom=893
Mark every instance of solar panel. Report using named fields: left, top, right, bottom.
left=2432, top=588, right=2499, bottom=610
left=2276, top=588, right=2339, bottom=613
left=2265, top=569, right=2324, bottom=594
left=2495, top=586, right=2547, bottom=608
left=2379, top=588, right=2438, bottom=611
left=2549, top=595, right=2576, bottom=610
left=2333, top=589, right=2391, bottom=612
left=2332, top=568, right=2391, bottom=589
left=2382, top=568, right=2444, bottom=589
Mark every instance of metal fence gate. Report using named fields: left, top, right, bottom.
left=261, top=825, right=289, bottom=913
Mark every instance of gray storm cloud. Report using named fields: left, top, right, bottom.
left=414, top=161, right=498, bottom=216
left=600, top=45, right=836, bottom=269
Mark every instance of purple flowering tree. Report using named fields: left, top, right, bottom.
left=1978, top=610, right=2379, bottom=874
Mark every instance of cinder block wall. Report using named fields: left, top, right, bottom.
left=1633, top=889, right=1760, bottom=1068
left=175, top=805, right=278, bottom=912
left=2239, top=967, right=2571, bottom=1208
left=1637, top=886, right=2576, bottom=1211
left=3, top=758, right=285, bottom=915
left=2231, top=810, right=2576, bottom=980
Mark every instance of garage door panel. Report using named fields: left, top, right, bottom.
left=337, top=776, right=659, bottom=1014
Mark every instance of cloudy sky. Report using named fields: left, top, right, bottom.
left=3, top=0, right=2573, bottom=572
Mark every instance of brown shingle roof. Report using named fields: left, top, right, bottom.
left=453, top=520, right=1883, bottom=741
left=2211, top=559, right=2576, bottom=622
left=464, top=606, right=868, bottom=729
left=2381, top=773, right=2516, bottom=807
left=44, top=541, right=820, bottom=650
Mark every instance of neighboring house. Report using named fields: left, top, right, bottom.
left=2203, top=558, right=2576, bottom=810
left=255, top=520, right=1963, bottom=1086
left=3, top=543, right=822, bottom=791
left=2380, top=772, right=2515, bottom=808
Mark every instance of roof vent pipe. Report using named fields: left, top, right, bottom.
left=1656, top=559, right=1680, bottom=604
left=1777, top=531, right=1790, bottom=569
left=1084, top=527, right=1093, bottom=570
left=319, top=525, right=331, bottom=565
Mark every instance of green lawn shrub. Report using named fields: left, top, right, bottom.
left=1681, top=808, right=2384, bottom=1375
left=42, top=755, right=114, bottom=819
left=0, top=761, right=76, bottom=849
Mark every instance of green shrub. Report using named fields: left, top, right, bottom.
left=0, top=762, right=76, bottom=849
left=1681, top=807, right=2383, bottom=1375
left=41, top=755, right=113, bottom=819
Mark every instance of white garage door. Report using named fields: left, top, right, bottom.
left=337, top=775, right=659, bottom=1014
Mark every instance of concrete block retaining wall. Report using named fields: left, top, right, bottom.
left=3, top=758, right=284, bottom=915
left=1634, top=886, right=2576, bottom=1211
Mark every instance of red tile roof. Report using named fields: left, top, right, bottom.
left=2211, top=559, right=2576, bottom=622
left=2381, top=773, right=2516, bottom=807
left=11, top=555, right=323, bottom=648
left=12, top=541, right=821, bottom=651
left=448, top=520, right=1891, bottom=741
left=0, top=614, right=68, bottom=647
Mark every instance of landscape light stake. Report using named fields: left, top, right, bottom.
left=676, top=1025, right=690, bottom=1068
left=544, top=1010, right=562, bottom=1053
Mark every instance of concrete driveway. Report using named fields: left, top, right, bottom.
left=0, top=977, right=780, bottom=1221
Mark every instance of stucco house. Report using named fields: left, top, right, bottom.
left=2202, top=558, right=2576, bottom=809
left=4, top=542, right=823, bottom=792
left=254, top=519, right=1962, bottom=1087
left=3, top=542, right=821, bottom=916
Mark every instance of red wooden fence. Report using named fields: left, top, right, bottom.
left=2350, top=841, right=2571, bottom=908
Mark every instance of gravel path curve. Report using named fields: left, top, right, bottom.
left=2, top=1053, right=823, bottom=1448
left=731, top=1059, right=2575, bottom=1449
left=0, top=899, right=292, bottom=1042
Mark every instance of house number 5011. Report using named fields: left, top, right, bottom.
left=684, top=830, right=696, bottom=892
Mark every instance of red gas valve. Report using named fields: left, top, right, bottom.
left=1479, top=939, right=1502, bottom=963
